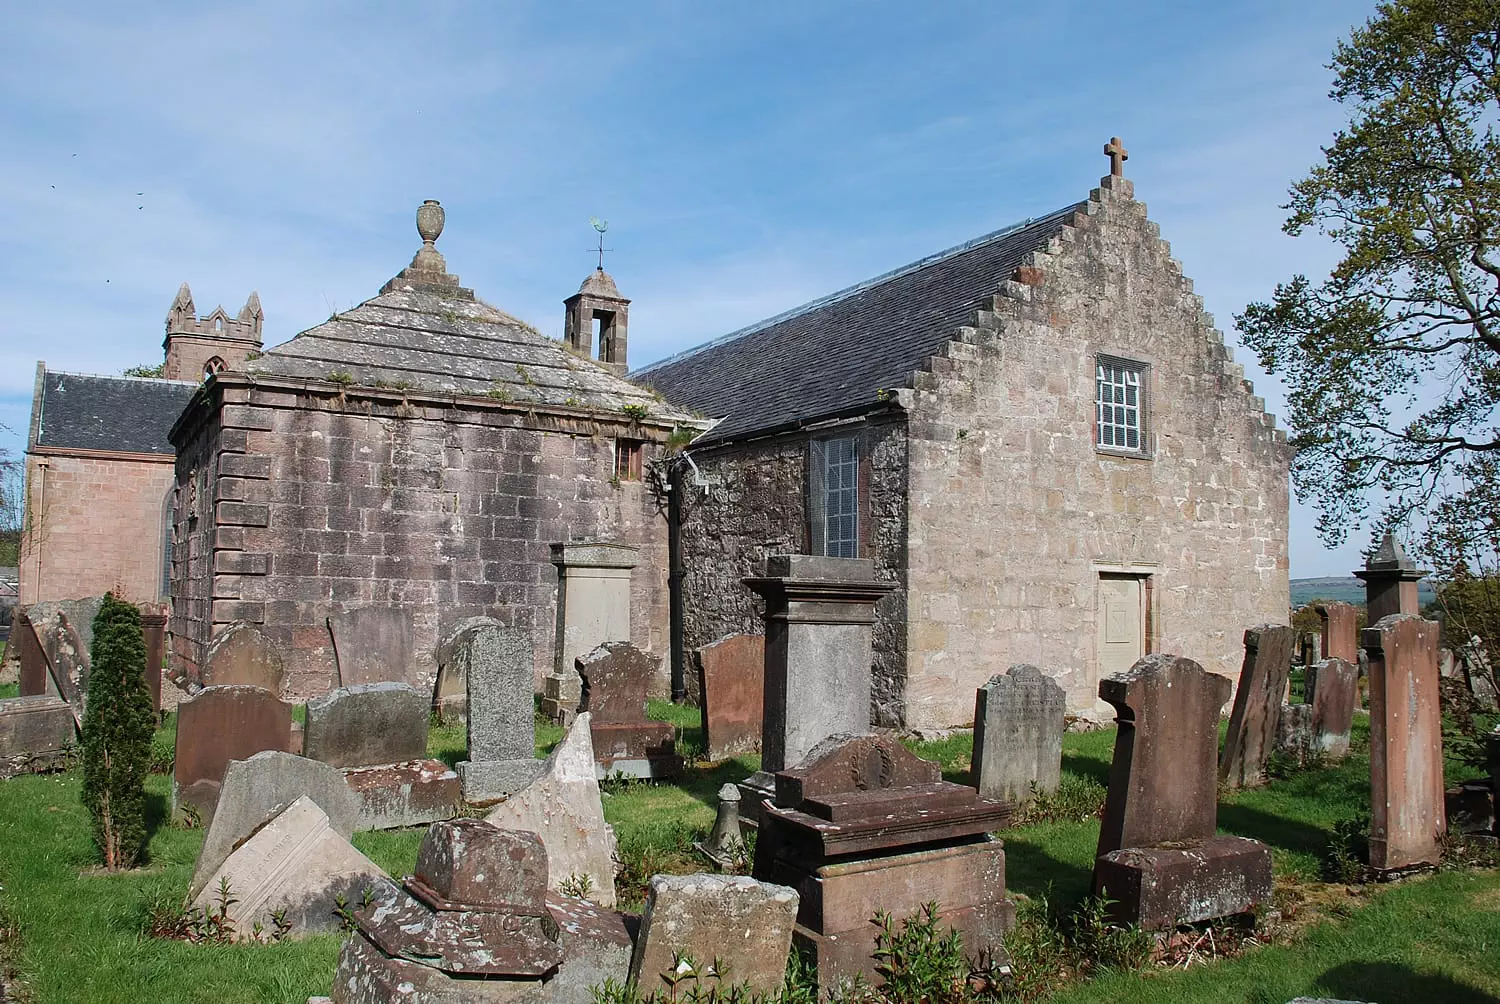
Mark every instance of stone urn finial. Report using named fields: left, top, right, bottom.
left=416, top=200, right=444, bottom=246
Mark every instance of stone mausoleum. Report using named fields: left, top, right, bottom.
left=640, top=145, right=1291, bottom=727
left=168, top=201, right=696, bottom=697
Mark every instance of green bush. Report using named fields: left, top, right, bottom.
left=80, top=594, right=155, bottom=870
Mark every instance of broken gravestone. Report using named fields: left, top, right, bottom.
left=1221, top=625, right=1297, bottom=788
left=1094, top=654, right=1273, bottom=929
left=304, top=683, right=429, bottom=768
left=630, top=875, right=799, bottom=996
left=485, top=713, right=618, bottom=907
left=972, top=664, right=1065, bottom=804
left=578, top=641, right=682, bottom=779
left=327, top=606, right=414, bottom=687
left=0, top=696, right=76, bottom=779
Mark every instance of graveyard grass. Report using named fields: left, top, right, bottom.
left=2, top=708, right=1500, bottom=1002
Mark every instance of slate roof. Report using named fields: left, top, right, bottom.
left=31, top=370, right=199, bottom=456
left=248, top=274, right=691, bottom=420
left=634, top=204, right=1082, bottom=443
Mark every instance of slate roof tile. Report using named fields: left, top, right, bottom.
left=32, top=371, right=199, bottom=455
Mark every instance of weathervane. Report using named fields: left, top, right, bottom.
left=588, top=217, right=613, bottom=270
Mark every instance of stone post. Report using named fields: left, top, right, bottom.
left=1363, top=614, right=1444, bottom=872
left=541, top=542, right=639, bottom=724
left=738, top=555, right=894, bottom=814
left=1353, top=533, right=1429, bottom=624
left=140, top=607, right=168, bottom=714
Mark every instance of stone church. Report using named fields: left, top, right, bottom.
left=639, top=151, right=1291, bottom=727
left=168, top=201, right=695, bottom=696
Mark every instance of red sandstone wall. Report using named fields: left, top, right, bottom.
left=19, top=453, right=174, bottom=605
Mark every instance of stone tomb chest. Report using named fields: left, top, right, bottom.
left=752, top=734, right=1014, bottom=985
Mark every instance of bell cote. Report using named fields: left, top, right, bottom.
left=564, top=269, right=630, bottom=376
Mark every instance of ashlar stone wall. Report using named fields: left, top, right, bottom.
left=170, top=380, right=669, bottom=699
left=900, top=175, right=1290, bottom=726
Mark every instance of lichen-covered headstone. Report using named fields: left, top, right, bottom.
left=972, top=664, right=1065, bottom=803
left=578, top=641, right=681, bottom=778
left=304, top=682, right=428, bottom=768
left=629, top=875, right=799, bottom=996
left=457, top=622, right=543, bottom=801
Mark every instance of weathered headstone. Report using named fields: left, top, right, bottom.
left=0, top=696, right=76, bottom=779
left=173, top=685, right=294, bottom=823
left=754, top=733, right=1013, bottom=985
left=14, top=611, right=51, bottom=698
left=695, top=633, right=765, bottom=760
left=1275, top=703, right=1314, bottom=759
left=343, top=759, right=461, bottom=832
left=579, top=641, right=682, bottom=779
left=1220, top=625, right=1297, bottom=788
left=630, top=875, right=799, bottom=996
left=37, top=614, right=86, bottom=715
left=1306, top=657, right=1358, bottom=759
left=189, top=750, right=361, bottom=900
left=201, top=622, right=286, bottom=693
left=972, top=664, right=1066, bottom=803
left=1317, top=601, right=1360, bottom=664
left=1364, top=614, right=1445, bottom=872
left=304, top=683, right=428, bottom=768
left=457, top=623, right=544, bottom=802
left=1093, top=654, right=1273, bottom=929
left=541, top=541, right=640, bottom=723
left=190, top=795, right=390, bottom=941
left=485, top=713, right=618, bottom=907
left=739, top=555, right=895, bottom=819
left=327, top=606, right=414, bottom=686
left=430, top=614, right=495, bottom=722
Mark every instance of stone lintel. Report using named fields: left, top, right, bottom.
left=550, top=541, right=641, bottom=570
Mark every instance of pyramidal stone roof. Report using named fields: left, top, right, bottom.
left=246, top=201, right=687, bottom=419
left=634, top=203, right=1082, bottom=443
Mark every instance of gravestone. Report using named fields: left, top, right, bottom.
left=630, top=875, right=799, bottom=996
left=1306, top=657, right=1358, bottom=759
left=343, top=760, right=461, bottom=832
left=38, top=615, right=86, bottom=716
left=14, top=611, right=51, bottom=698
left=140, top=605, right=168, bottom=713
left=201, top=622, right=286, bottom=693
left=190, top=795, right=390, bottom=941
left=1093, top=654, right=1273, bottom=929
left=541, top=541, right=639, bottom=723
left=0, top=696, right=76, bottom=779
left=754, top=733, right=1013, bottom=985
left=1317, top=601, right=1360, bottom=664
left=739, top=555, right=895, bottom=819
left=972, top=664, right=1066, bottom=803
left=456, top=623, right=543, bottom=802
left=695, top=633, right=765, bottom=760
left=578, top=641, right=682, bottom=779
left=486, top=713, right=618, bottom=907
left=189, top=750, right=361, bottom=901
left=1275, top=703, right=1314, bottom=759
left=304, top=683, right=428, bottom=768
left=1364, top=614, right=1444, bottom=872
left=327, top=606, right=414, bottom=686
left=430, top=615, right=495, bottom=722
left=173, top=685, right=294, bottom=824
left=1220, top=625, right=1297, bottom=788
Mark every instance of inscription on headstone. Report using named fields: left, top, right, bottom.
left=972, top=664, right=1065, bottom=804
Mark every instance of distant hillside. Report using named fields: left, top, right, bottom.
left=1290, top=576, right=1437, bottom=609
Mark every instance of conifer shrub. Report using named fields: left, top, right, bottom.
left=80, top=594, right=155, bottom=870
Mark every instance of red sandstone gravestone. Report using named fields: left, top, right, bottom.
left=1307, top=657, right=1358, bottom=759
left=173, top=685, right=294, bottom=824
left=695, top=633, right=764, bottom=760
left=1220, top=625, right=1296, bottom=788
left=201, top=622, right=286, bottom=693
left=578, top=641, right=682, bottom=779
left=1317, top=601, right=1359, bottom=664
left=14, top=612, right=50, bottom=698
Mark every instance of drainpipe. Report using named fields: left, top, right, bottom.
left=668, top=459, right=686, bottom=704
left=30, top=459, right=48, bottom=603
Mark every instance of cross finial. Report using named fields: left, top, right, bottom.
left=1104, top=137, right=1128, bottom=177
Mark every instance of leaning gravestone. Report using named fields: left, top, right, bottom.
left=578, top=641, right=683, bottom=779
left=695, top=633, right=765, bottom=760
left=189, top=750, right=361, bottom=901
left=190, top=795, right=389, bottom=941
left=486, top=713, right=618, bottom=907
left=201, top=622, right=286, bottom=693
left=0, top=695, right=76, bottom=779
left=1220, top=625, right=1297, bottom=788
left=303, top=683, right=428, bottom=768
left=972, top=664, right=1066, bottom=804
left=1306, top=657, right=1358, bottom=759
left=173, top=685, right=294, bottom=824
left=1094, top=654, right=1273, bottom=929
left=327, top=606, right=414, bottom=687
left=456, top=623, right=543, bottom=802
left=630, top=875, right=799, bottom=996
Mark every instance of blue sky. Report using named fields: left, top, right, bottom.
left=0, top=1, right=1382, bottom=576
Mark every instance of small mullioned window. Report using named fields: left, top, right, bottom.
left=1096, top=357, right=1148, bottom=454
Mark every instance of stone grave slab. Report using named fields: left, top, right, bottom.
left=695, top=633, right=764, bottom=760
left=457, top=623, right=543, bottom=802
left=1307, top=657, right=1358, bottom=759
left=304, top=682, right=429, bottom=768
left=972, top=663, right=1065, bottom=804
left=1093, top=837, right=1274, bottom=930
left=578, top=642, right=682, bottom=779
left=1221, top=625, right=1296, bottom=788
left=190, top=795, right=390, bottom=941
left=328, top=606, right=414, bottom=686
left=485, top=713, right=618, bottom=907
left=629, top=875, right=799, bottom=996
left=189, top=750, right=361, bottom=901
left=344, top=759, right=460, bottom=831
left=1364, top=614, right=1445, bottom=872
left=1275, top=704, right=1313, bottom=759
left=0, top=696, right=76, bottom=779
left=173, top=685, right=294, bottom=824
left=201, top=622, right=286, bottom=693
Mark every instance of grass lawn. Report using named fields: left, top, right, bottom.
left=1, top=707, right=1498, bottom=1003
